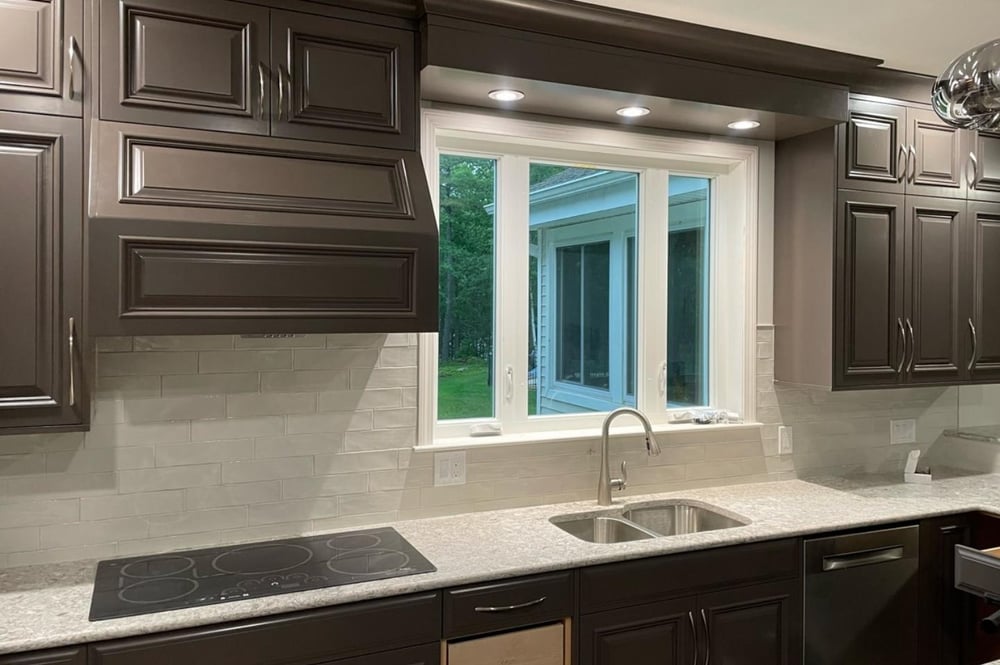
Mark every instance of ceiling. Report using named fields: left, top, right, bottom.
left=578, top=0, right=998, bottom=76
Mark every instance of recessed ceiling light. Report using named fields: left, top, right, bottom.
left=616, top=106, right=651, bottom=118
left=728, top=120, right=761, bottom=130
left=487, top=89, right=525, bottom=102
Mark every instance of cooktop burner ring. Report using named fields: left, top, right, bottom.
left=326, top=548, right=411, bottom=576
left=119, top=556, right=195, bottom=579
left=212, top=543, right=314, bottom=576
left=326, top=533, right=381, bottom=551
left=118, top=577, right=199, bottom=605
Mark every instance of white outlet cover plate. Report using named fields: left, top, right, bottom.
left=434, top=451, right=466, bottom=487
left=891, top=419, right=917, bottom=445
left=778, top=426, right=793, bottom=455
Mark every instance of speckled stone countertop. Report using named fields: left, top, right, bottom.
left=3, top=471, right=1000, bottom=655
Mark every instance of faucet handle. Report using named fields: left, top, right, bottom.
left=611, top=460, right=628, bottom=492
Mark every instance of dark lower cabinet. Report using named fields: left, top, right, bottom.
left=0, top=110, right=87, bottom=433
left=0, top=648, right=85, bottom=665
left=328, top=644, right=439, bottom=665
left=579, top=597, right=697, bottom=665
left=918, top=515, right=974, bottom=665
left=700, top=579, right=801, bottom=665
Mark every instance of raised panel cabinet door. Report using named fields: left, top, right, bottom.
left=970, top=131, right=1000, bottom=202
left=917, top=515, right=974, bottom=665
left=699, top=579, right=802, bottom=665
left=904, top=107, right=968, bottom=198
left=904, top=197, right=966, bottom=384
left=99, top=0, right=270, bottom=134
left=578, top=598, right=697, bottom=665
left=270, top=10, right=415, bottom=149
left=0, top=0, right=83, bottom=116
left=0, top=111, right=85, bottom=433
left=967, top=202, right=1000, bottom=383
left=834, top=190, right=907, bottom=389
left=838, top=98, right=906, bottom=194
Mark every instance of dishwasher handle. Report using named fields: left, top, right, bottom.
left=822, top=545, right=905, bottom=571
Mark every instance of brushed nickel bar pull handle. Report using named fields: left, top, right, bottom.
left=68, top=36, right=81, bottom=100
left=896, top=317, right=906, bottom=374
left=906, top=318, right=915, bottom=373
left=701, top=608, right=710, bottom=665
left=474, top=596, right=546, bottom=613
left=68, top=317, right=76, bottom=407
left=822, top=545, right=904, bottom=571
left=969, top=318, right=979, bottom=373
left=688, top=611, right=698, bottom=665
left=897, top=145, right=907, bottom=183
left=256, top=62, right=269, bottom=120
left=908, top=145, right=917, bottom=183
left=971, top=152, right=980, bottom=188
left=277, top=65, right=287, bottom=121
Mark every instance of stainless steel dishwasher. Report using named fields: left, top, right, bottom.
left=803, top=525, right=920, bottom=665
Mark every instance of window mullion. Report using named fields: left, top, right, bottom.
left=638, top=169, right=670, bottom=416
left=497, top=155, right=530, bottom=429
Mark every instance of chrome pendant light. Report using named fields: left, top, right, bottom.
left=932, top=38, right=1000, bottom=130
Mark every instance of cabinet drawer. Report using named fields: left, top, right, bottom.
left=955, top=545, right=1000, bottom=602
left=332, top=643, right=439, bottom=665
left=579, top=539, right=799, bottom=613
left=0, top=648, right=86, bottom=665
left=447, top=622, right=565, bottom=665
left=89, top=593, right=441, bottom=665
left=444, top=572, right=573, bottom=639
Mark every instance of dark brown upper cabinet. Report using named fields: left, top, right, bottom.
left=99, top=0, right=271, bottom=135
left=904, top=197, right=966, bottom=384
left=0, top=110, right=87, bottom=433
left=833, top=191, right=907, bottom=389
left=0, top=0, right=84, bottom=117
left=970, top=131, right=1000, bottom=202
left=100, top=0, right=416, bottom=149
left=269, top=10, right=415, bottom=149
left=839, top=98, right=967, bottom=199
left=967, top=201, right=1000, bottom=383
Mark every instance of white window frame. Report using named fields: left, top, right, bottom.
left=418, top=108, right=760, bottom=447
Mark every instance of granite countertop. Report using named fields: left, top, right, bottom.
left=3, top=471, right=1000, bottom=655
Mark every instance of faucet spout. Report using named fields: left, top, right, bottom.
left=598, top=408, right=661, bottom=506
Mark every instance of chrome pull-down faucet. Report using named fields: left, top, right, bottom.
left=598, top=408, right=661, bottom=506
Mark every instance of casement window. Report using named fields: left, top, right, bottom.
left=419, top=109, right=760, bottom=446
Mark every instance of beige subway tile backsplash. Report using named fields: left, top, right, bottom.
left=0, top=329, right=959, bottom=568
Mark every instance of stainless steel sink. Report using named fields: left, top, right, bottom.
left=553, top=501, right=748, bottom=543
left=623, top=502, right=748, bottom=535
left=552, top=516, right=658, bottom=544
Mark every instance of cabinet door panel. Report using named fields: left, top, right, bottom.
left=579, top=598, right=697, bottom=665
left=0, top=0, right=82, bottom=116
left=100, top=0, right=269, bottom=134
left=972, top=131, right=1000, bottom=202
left=834, top=191, right=906, bottom=388
left=906, top=197, right=965, bottom=383
left=918, top=515, right=974, bottom=665
left=906, top=107, right=967, bottom=198
left=0, top=647, right=86, bottom=665
left=0, top=111, right=85, bottom=432
left=270, top=10, right=415, bottom=149
left=838, top=99, right=906, bottom=194
left=968, top=202, right=1000, bottom=382
left=700, top=579, right=801, bottom=665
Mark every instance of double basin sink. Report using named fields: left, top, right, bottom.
left=552, top=501, right=749, bottom=544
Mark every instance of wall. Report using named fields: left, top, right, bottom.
left=0, top=327, right=958, bottom=568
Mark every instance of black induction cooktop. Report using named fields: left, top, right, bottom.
left=89, top=527, right=435, bottom=621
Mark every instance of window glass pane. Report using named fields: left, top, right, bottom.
left=438, top=154, right=497, bottom=420
left=529, top=163, right=638, bottom=415
left=667, top=175, right=710, bottom=407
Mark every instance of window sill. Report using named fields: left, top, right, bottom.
left=417, top=421, right=763, bottom=451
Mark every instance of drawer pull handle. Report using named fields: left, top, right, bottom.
left=822, top=545, right=904, bottom=571
left=473, top=596, right=546, bottom=613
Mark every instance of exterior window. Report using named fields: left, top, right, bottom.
left=421, top=109, right=756, bottom=444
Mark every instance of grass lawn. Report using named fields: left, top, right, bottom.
left=438, top=358, right=537, bottom=420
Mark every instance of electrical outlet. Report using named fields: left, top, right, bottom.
left=778, top=426, right=793, bottom=455
left=891, top=419, right=917, bottom=445
left=434, top=451, right=466, bottom=487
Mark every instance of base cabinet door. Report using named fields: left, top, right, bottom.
left=579, top=598, right=697, bottom=665
left=0, top=0, right=83, bottom=116
left=699, top=580, right=801, bottom=665
left=918, top=515, right=974, bottom=665
left=0, top=110, right=86, bottom=433
left=967, top=202, right=1000, bottom=383
left=0, top=648, right=86, bottom=665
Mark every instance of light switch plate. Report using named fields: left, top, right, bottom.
left=434, top=451, right=466, bottom=486
left=778, top=426, right=793, bottom=455
left=891, top=419, right=917, bottom=445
